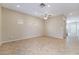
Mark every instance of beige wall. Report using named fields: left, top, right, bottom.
left=46, top=16, right=66, bottom=39
left=2, top=8, right=44, bottom=42
left=0, top=6, right=2, bottom=43
left=1, top=7, right=66, bottom=43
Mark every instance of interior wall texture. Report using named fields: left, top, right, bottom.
left=46, top=16, right=66, bottom=39
left=1, top=7, right=66, bottom=42
left=2, top=7, right=44, bottom=42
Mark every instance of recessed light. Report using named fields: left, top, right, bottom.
left=16, top=5, right=20, bottom=8
left=47, top=5, right=51, bottom=7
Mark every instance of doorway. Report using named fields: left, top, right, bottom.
left=66, top=16, right=79, bottom=48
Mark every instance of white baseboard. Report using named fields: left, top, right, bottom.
left=47, top=35, right=64, bottom=39
left=1, top=35, right=43, bottom=44
left=1, top=35, right=64, bottom=45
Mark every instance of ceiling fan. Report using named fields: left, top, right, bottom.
left=40, top=3, right=52, bottom=20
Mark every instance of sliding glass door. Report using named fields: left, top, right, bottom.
left=67, top=22, right=77, bottom=39
left=66, top=17, right=79, bottom=47
left=77, top=22, right=79, bottom=39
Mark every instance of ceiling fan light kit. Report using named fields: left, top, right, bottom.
left=40, top=3, right=52, bottom=20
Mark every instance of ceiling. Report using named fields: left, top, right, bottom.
left=1, top=3, right=79, bottom=18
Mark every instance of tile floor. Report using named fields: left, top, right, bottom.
left=0, top=37, right=79, bottom=55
